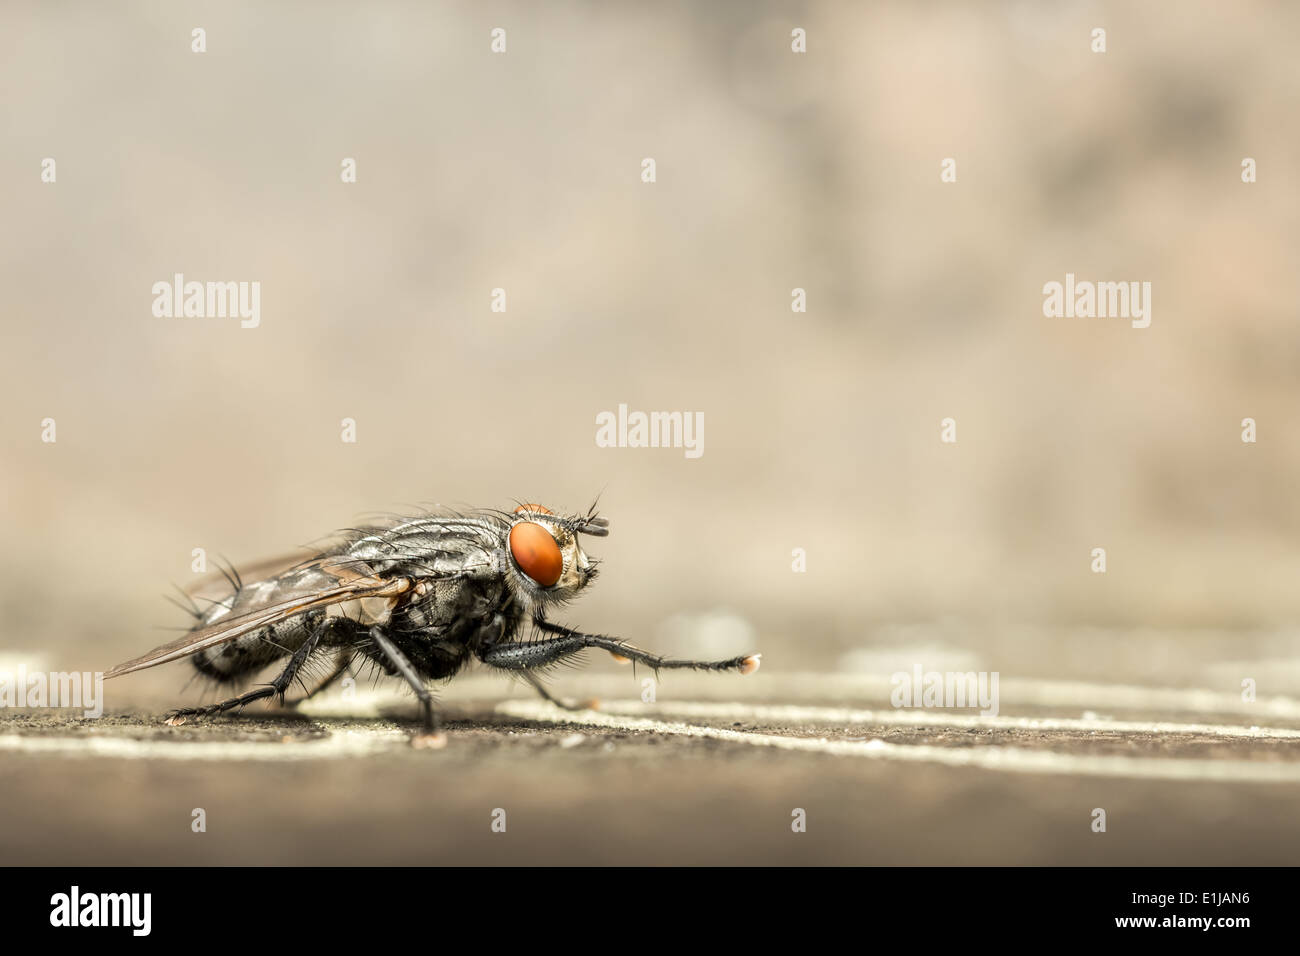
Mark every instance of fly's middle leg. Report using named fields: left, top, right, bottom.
left=365, top=625, right=444, bottom=748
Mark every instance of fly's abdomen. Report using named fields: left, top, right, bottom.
left=187, top=563, right=362, bottom=683
left=190, top=620, right=301, bottom=682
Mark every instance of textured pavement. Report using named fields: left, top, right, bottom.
left=2, top=672, right=1298, bottom=865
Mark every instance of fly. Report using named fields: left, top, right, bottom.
left=107, top=502, right=761, bottom=746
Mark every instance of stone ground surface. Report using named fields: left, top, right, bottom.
left=2, top=673, right=1298, bottom=865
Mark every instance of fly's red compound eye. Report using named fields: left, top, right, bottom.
left=509, top=522, right=562, bottom=586
left=513, top=503, right=552, bottom=515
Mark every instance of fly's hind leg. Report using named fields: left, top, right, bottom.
left=164, top=618, right=331, bottom=726
left=280, top=651, right=355, bottom=709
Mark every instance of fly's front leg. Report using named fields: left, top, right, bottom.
left=480, top=619, right=761, bottom=676
left=520, top=671, right=601, bottom=712
left=472, top=613, right=597, bottom=710
left=366, top=626, right=444, bottom=749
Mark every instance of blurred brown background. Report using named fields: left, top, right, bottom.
left=3, top=0, right=1299, bottom=700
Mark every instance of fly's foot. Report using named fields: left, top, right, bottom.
left=162, top=704, right=231, bottom=725
left=411, top=732, right=448, bottom=750
left=163, top=705, right=228, bottom=725
left=555, top=696, right=600, bottom=712
left=162, top=684, right=279, bottom=725
left=537, top=695, right=601, bottom=712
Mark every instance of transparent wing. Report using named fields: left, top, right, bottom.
left=108, top=571, right=413, bottom=679
left=184, top=549, right=324, bottom=603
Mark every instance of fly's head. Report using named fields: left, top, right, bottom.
left=505, top=503, right=608, bottom=610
